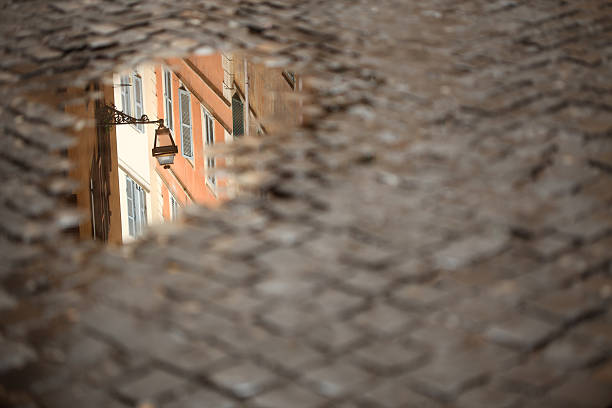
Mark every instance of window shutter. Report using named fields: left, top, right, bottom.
left=170, top=195, right=178, bottom=220
left=232, top=94, right=244, bottom=137
left=203, top=110, right=216, bottom=187
left=120, top=75, right=132, bottom=116
left=126, top=176, right=135, bottom=236
left=164, top=70, right=173, bottom=130
left=204, top=111, right=214, bottom=145
left=137, top=186, right=146, bottom=235
left=179, top=89, right=193, bottom=158
left=133, top=75, right=144, bottom=132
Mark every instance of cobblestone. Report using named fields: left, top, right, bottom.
left=1, top=0, right=612, bottom=406
left=484, top=314, right=560, bottom=351
left=116, top=368, right=189, bottom=404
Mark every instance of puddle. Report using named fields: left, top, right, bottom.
left=39, top=52, right=305, bottom=244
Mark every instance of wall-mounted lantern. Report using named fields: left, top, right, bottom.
left=97, top=104, right=177, bottom=169
left=152, top=126, right=178, bottom=169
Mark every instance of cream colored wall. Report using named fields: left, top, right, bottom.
left=114, top=65, right=160, bottom=242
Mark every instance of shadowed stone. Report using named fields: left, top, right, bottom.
left=0, top=337, right=36, bottom=374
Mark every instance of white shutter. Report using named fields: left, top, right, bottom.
left=133, top=74, right=144, bottom=132
left=204, top=110, right=216, bottom=187
left=126, top=176, right=147, bottom=237
left=120, top=75, right=131, bottom=116
left=164, top=70, right=173, bottom=130
left=179, top=89, right=193, bottom=158
left=232, top=94, right=244, bottom=137
left=126, top=176, right=135, bottom=236
left=137, top=186, right=146, bottom=235
left=170, top=195, right=179, bottom=220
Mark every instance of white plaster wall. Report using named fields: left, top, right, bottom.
left=114, top=65, right=158, bottom=242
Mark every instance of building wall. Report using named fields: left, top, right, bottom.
left=47, top=82, right=122, bottom=244
left=231, top=52, right=302, bottom=137
left=113, top=66, right=157, bottom=243
left=154, top=56, right=233, bottom=218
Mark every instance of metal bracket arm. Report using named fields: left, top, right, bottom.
left=97, top=104, right=163, bottom=127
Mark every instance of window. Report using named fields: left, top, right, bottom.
left=126, top=176, right=147, bottom=237
left=133, top=74, right=144, bottom=132
left=232, top=94, right=244, bottom=138
left=120, top=75, right=132, bottom=117
left=163, top=69, right=173, bottom=131
left=282, top=70, right=296, bottom=89
left=203, top=108, right=215, bottom=187
left=179, top=88, right=193, bottom=159
left=170, top=194, right=179, bottom=220
left=119, top=73, right=144, bottom=133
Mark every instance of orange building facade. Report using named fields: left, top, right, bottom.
left=154, top=55, right=234, bottom=220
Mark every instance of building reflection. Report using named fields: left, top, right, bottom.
left=59, top=52, right=302, bottom=244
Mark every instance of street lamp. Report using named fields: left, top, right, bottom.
left=152, top=125, right=178, bottom=169
left=97, top=104, right=178, bottom=168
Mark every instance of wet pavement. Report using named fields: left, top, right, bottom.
left=1, top=0, right=612, bottom=407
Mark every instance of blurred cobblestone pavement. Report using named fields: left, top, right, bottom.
left=1, top=0, right=612, bottom=407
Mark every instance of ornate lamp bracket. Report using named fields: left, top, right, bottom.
left=97, top=104, right=164, bottom=128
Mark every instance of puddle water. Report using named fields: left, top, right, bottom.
left=39, top=52, right=305, bottom=245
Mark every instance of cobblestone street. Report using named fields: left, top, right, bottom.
left=1, top=0, right=612, bottom=407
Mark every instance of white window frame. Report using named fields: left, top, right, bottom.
left=163, top=68, right=174, bottom=132
left=126, top=175, right=147, bottom=237
left=132, top=73, right=144, bottom=133
left=170, top=193, right=179, bottom=220
left=178, top=88, right=193, bottom=159
left=203, top=107, right=216, bottom=189
left=119, top=73, right=144, bottom=133
left=120, top=75, right=132, bottom=117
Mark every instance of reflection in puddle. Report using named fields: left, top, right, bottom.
left=55, top=52, right=303, bottom=244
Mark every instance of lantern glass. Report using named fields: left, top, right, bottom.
left=156, top=154, right=175, bottom=166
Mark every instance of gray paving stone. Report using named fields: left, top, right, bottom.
left=408, top=338, right=517, bottom=402
left=362, top=377, right=442, bottom=408
left=312, top=289, right=364, bottom=317
left=41, top=385, right=124, bottom=408
left=351, top=302, right=415, bottom=335
left=306, top=321, right=365, bottom=353
left=484, top=315, right=560, bottom=350
left=154, top=340, right=229, bottom=374
left=390, top=283, right=451, bottom=310
left=0, top=337, right=37, bottom=374
left=253, top=337, right=323, bottom=371
left=340, top=270, right=391, bottom=295
left=574, top=316, right=612, bottom=345
left=303, top=361, right=370, bottom=398
left=210, top=361, right=280, bottom=398
left=434, top=228, right=510, bottom=270
left=252, top=384, right=325, bottom=408
left=530, top=234, right=573, bottom=259
left=117, top=368, right=189, bottom=403
left=455, top=382, right=522, bottom=408
left=546, top=374, right=612, bottom=408
left=165, top=387, right=238, bottom=408
left=260, top=303, right=322, bottom=335
left=500, top=358, right=564, bottom=394
left=353, top=339, right=426, bottom=374
left=529, top=287, right=605, bottom=324
left=539, top=334, right=609, bottom=370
